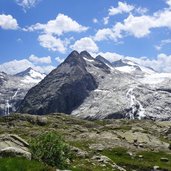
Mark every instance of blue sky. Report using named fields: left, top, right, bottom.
left=0, top=0, right=171, bottom=74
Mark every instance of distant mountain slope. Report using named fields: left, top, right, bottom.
left=15, top=67, right=46, bottom=84
left=0, top=68, right=45, bottom=116
left=112, top=59, right=156, bottom=75
left=17, top=51, right=171, bottom=120
left=17, top=51, right=98, bottom=115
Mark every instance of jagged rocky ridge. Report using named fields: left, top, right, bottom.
left=0, top=68, right=45, bottom=116
left=17, top=51, right=171, bottom=120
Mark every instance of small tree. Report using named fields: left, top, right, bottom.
left=30, top=131, right=71, bottom=169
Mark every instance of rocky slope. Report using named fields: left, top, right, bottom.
left=0, top=68, right=45, bottom=116
left=0, top=113, right=171, bottom=171
left=17, top=50, right=171, bottom=120
left=18, top=51, right=98, bottom=115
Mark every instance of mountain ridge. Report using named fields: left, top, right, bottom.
left=0, top=68, right=45, bottom=116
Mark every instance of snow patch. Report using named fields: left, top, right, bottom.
left=140, top=73, right=171, bottom=85
left=83, top=57, right=94, bottom=63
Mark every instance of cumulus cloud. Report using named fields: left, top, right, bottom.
left=103, top=1, right=134, bottom=25
left=96, top=3, right=171, bottom=42
left=15, top=0, right=41, bottom=10
left=126, top=53, right=171, bottom=73
left=93, top=52, right=124, bottom=62
left=0, top=14, right=19, bottom=30
left=28, top=54, right=52, bottom=64
left=94, top=27, right=122, bottom=41
left=70, top=37, right=99, bottom=53
left=0, top=59, right=34, bottom=74
left=38, top=34, right=66, bottom=53
left=93, top=18, right=98, bottom=24
left=0, top=55, right=55, bottom=75
left=155, top=39, right=171, bottom=51
left=103, top=17, right=109, bottom=25
left=109, top=1, right=134, bottom=16
left=55, top=57, right=64, bottom=64
left=24, top=13, right=88, bottom=53
left=33, top=65, right=55, bottom=74
left=166, top=0, right=171, bottom=7
left=26, top=13, right=88, bottom=35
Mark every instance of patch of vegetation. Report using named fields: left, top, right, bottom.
left=70, top=158, right=114, bottom=171
left=102, top=147, right=171, bottom=171
left=30, top=131, right=72, bottom=169
left=0, top=157, right=54, bottom=171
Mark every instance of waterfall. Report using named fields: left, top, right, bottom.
left=4, top=100, right=11, bottom=116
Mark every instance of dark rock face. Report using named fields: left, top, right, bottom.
left=96, top=55, right=112, bottom=67
left=17, top=51, right=98, bottom=115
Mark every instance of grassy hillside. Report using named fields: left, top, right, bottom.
left=0, top=113, right=171, bottom=171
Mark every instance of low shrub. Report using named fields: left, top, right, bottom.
left=30, top=131, right=71, bottom=169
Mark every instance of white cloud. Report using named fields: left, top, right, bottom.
left=166, top=0, right=171, bottom=7
left=70, top=37, right=99, bottom=53
left=155, top=39, right=171, bottom=50
left=93, top=52, right=124, bottom=62
left=103, top=1, right=134, bottom=25
left=0, top=55, right=55, bottom=75
left=126, top=53, right=171, bottom=73
left=0, top=14, right=18, bottom=30
left=55, top=57, right=64, bottom=64
left=93, top=18, right=98, bottom=24
left=95, top=5, right=171, bottom=42
left=103, top=17, right=109, bottom=25
left=28, top=54, right=52, bottom=64
left=24, top=13, right=88, bottom=53
left=0, top=59, right=34, bottom=74
left=38, top=34, right=66, bottom=53
left=33, top=65, right=55, bottom=74
left=116, top=14, right=154, bottom=38
left=26, top=13, right=88, bottom=36
left=15, top=0, right=40, bottom=10
left=109, top=1, right=134, bottom=16
left=135, top=7, right=148, bottom=15
left=94, top=24, right=123, bottom=41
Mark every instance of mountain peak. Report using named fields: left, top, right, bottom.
left=63, top=50, right=87, bottom=67
left=15, top=67, right=35, bottom=77
left=96, top=55, right=112, bottom=67
left=80, top=51, right=92, bottom=59
left=70, top=50, right=79, bottom=56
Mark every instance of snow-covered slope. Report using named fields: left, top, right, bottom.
left=16, top=67, right=46, bottom=84
left=112, top=59, right=156, bottom=75
left=71, top=53, right=171, bottom=120
left=0, top=68, right=46, bottom=116
left=13, top=51, right=171, bottom=121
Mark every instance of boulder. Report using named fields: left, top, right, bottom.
left=0, top=134, right=31, bottom=160
left=160, top=157, right=169, bottom=162
left=71, top=147, right=88, bottom=158
left=37, top=116, right=48, bottom=126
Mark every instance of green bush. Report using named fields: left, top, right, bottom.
left=30, top=131, right=71, bottom=169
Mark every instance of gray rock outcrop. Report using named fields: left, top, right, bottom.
left=0, top=134, right=31, bottom=160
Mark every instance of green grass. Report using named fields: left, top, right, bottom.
left=0, top=158, right=54, bottom=171
left=102, top=147, right=171, bottom=171
left=69, top=158, right=114, bottom=171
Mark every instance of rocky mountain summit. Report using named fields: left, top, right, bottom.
left=17, top=50, right=171, bottom=120
left=0, top=68, right=45, bottom=116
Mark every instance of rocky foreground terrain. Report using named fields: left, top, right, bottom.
left=0, top=113, right=171, bottom=171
